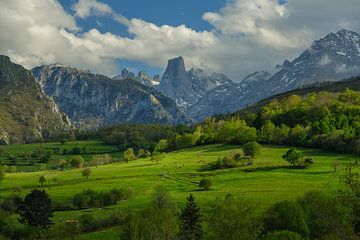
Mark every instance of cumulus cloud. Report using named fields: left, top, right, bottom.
left=0, top=0, right=359, bottom=80
left=72, top=0, right=112, bottom=18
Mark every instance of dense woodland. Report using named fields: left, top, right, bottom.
left=95, top=88, right=360, bottom=156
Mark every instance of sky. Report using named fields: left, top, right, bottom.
left=1, top=0, right=360, bottom=80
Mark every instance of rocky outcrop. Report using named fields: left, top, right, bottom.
left=0, top=55, right=70, bottom=144
left=158, top=56, right=233, bottom=107
left=32, top=65, right=192, bottom=129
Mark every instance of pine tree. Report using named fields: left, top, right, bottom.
left=179, top=194, right=202, bottom=240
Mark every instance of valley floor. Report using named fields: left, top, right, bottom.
left=0, top=143, right=353, bottom=238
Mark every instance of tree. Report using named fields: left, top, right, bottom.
left=179, top=194, right=202, bottom=240
left=39, top=176, right=46, bottom=187
left=137, top=148, right=150, bottom=158
left=19, top=189, right=53, bottom=229
left=199, top=178, right=212, bottom=191
left=69, top=155, right=84, bottom=168
left=151, top=185, right=174, bottom=210
left=0, top=147, right=4, bottom=164
left=243, top=141, right=262, bottom=157
left=82, top=168, right=92, bottom=179
left=0, top=168, right=5, bottom=183
left=298, top=191, right=354, bottom=239
left=155, top=139, right=168, bottom=153
left=151, top=152, right=164, bottom=165
left=282, top=148, right=303, bottom=167
left=207, top=195, right=260, bottom=240
left=123, top=148, right=135, bottom=163
left=263, top=200, right=309, bottom=238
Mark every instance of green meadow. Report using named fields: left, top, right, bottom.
left=0, top=142, right=353, bottom=231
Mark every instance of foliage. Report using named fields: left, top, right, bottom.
left=19, top=189, right=53, bottom=229
left=72, top=188, right=131, bottom=209
left=260, top=231, right=302, bottom=240
left=282, top=148, right=303, bottom=167
left=199, top=178, right=212, bottom=191
left=243, top=141, right=262, bottom=157
left=82, top=168, right=92, bottom=179
left=207, top=195, right=260, bottom=240
left=69, top=155, right=85, bottom=168
left=263, top=200, right=309, bottom=238
left=39, top=176, right=46, bottom=186
left=179, top=194, right=202, bottom=240
left=123, top=148, right=135, bottom=163
left=298, top=191, right=355, bottom=239
left=151, top=185, right=175, bottom=210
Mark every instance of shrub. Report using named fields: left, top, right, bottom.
left=1, top=196, right=22, bottom=213
left=69, top=156, right=84, bottom=168
left=199, top=178, right=212, bottom=191
left=78, top=214, right=97, bottom=232
left=73, top=193, right=90, bottom=209
left=243, top=141, right=262, bottom=157
left=123, top=148, right=135, bottom=162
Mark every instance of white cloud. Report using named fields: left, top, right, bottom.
left=72, top=0, right=112, bottom=18
left=0, top=0, right=359, bottom=80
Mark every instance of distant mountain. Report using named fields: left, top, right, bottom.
left=188, top=29, right=360, bottom=121
left=32, top=65, right=192, bottom=129
left=187, top=71, right=272, bottom=121
left=113, top=69, right=160, bottom=87
left=157, top=56, right=233, bottom=107
left=0, top=56, right=70, bottom=144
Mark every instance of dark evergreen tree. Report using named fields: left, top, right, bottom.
left=179, top=194, right=202, bottom=240
left=19, top=189, right=53, bottom=229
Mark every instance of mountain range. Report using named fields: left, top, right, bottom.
left=1, top=29, right=360, bottom=143
left=0, top=56, right=70, bottom=144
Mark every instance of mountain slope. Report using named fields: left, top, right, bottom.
left=188, top=29, right=360, bottom=121
left=0, top=56, right=70, bottom=144
left=32, top=65, right=192, bottom=129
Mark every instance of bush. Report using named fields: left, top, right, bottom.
left=199, top=178, right=212, bottom=191
left=1, top=196, right=22, bottom=213
left=73, top=193, right=90, bottom=209
left=69, top=156, right=84, bottom=168
left=78, top=214, right=97, bottom=232
left=243, top=141, right=262, bottom=157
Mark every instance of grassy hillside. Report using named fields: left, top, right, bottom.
left=0, top=144, right=353, bottom=225
left=0, top=140, right=121, bottom=172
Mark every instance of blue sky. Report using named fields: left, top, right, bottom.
left=58, top=0, right=227, bottom=76
left=1, top=0, right=359, bottom=80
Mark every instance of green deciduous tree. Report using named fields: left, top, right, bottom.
left=282, top=148, right=303, bottom=167
left=207, top=195, right=260, bottom=240
left=123, top=148, right=135, bottom=163
left=243, top=141, right=262, bottom=157
left=39, top=176, right=46, bottom=187
left=82, top=168, right=92, bottom=179
left=199, top=178, right=212, bottom=191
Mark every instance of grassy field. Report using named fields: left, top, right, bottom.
left=0, top=143, right=355, bottom=237
left=0, top=140, right=121, bottom=172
